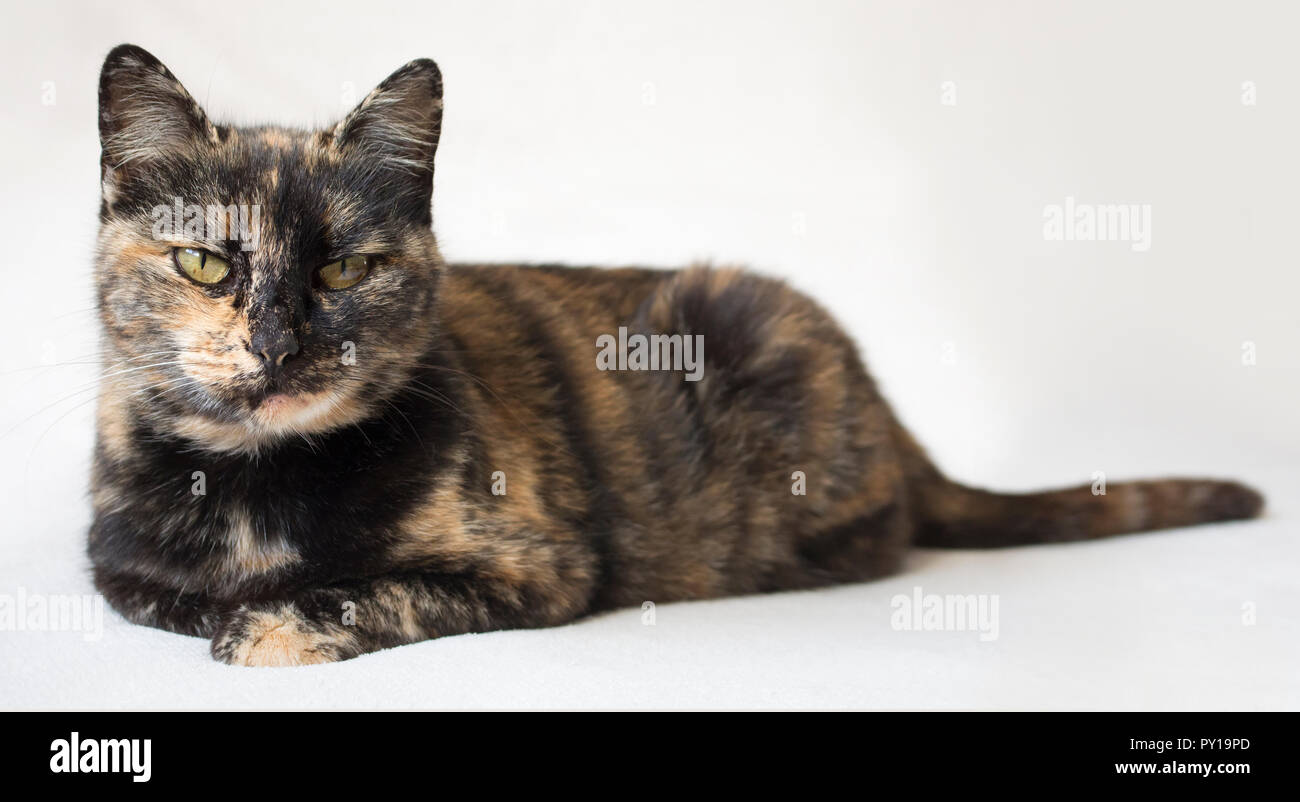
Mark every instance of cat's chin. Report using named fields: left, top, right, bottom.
left=249, top=391, right=338, bottom=428
left=170, top=389, right=367, bottom=453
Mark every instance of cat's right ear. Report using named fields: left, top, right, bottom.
left=98, top=44, right=218, bottom=196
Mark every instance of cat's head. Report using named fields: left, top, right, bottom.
left=95, top=44, right=444, bottom=452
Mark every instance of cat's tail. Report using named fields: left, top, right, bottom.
left=912, top=475, right=1264, bottom=548
left=896, top=431, right=1265, bottom=548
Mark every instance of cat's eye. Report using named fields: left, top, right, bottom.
left=318, top=255, right=372, bottom=290
left=174, top=248, right=230, bottom=285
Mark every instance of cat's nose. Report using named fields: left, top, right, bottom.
left=250, top=330, right=299, bottom=378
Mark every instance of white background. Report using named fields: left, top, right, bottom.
left=0, top=1, right=1295, bottom=709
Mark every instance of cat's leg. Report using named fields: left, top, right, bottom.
left=93, top=567, right=225, bottom=638
left=210, top=571, right=589, bottom=666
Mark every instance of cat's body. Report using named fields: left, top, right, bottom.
left=90, top=45, right=1263, bottom=665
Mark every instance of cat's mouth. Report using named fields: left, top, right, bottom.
left=155, top=381, right=369, bottom=454
left=158, top=357, right=373, bottom=449
left=247, top=390, right=341, bottom=430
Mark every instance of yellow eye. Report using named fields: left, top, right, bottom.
left=174, top=248, right=230, bottom=285
left=318, top=255, right=372, bottom=290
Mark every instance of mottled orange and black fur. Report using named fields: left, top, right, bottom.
left=89, top=45, right=1264, bottom=666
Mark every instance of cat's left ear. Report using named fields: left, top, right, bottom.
left=331, top=59, right=443, bottom=179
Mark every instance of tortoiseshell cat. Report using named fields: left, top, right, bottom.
left=90, top=44, right=1264, bottom=666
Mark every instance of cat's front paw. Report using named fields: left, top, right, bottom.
left=211, top=601, right=353, bottom=667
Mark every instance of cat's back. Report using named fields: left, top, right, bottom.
left=441, top=262, right=673, bottom=338
left=432, top=263, right=906, bottom=603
